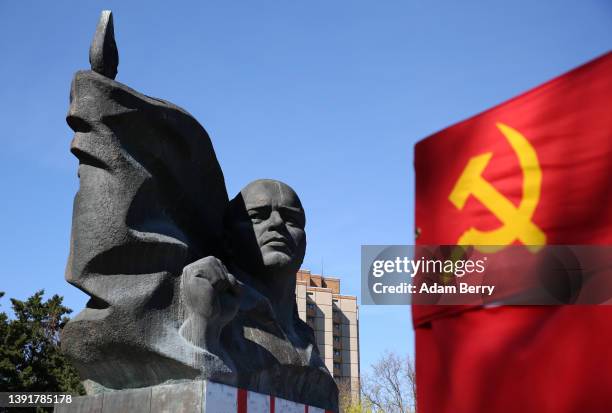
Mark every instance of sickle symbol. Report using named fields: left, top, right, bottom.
left=448, top=123, right=546, bottom=253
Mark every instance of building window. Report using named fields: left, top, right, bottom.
left=333, top=336, right=340, bottom=343
left=307, top=303, right=315, bottom=310
left=334, top=350, right=340, bottom=356
left=334, top=363, right=341, bottom=369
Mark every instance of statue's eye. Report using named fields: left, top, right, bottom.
left=248, top=208, right=268, bottom=221
left=281, top=210, right=305, bottom=228
left=284, top=215, right=297, bottom=226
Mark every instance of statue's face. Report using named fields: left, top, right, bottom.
left=65, top=71, right=228, bottom=303
left=228, top=180, right=306, bottom=276
left=66, top=74, right=153, bottom=290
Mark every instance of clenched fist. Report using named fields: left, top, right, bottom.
left=180, top=256, right=241, bottom=352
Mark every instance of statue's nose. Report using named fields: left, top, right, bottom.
left=267, top=210, right=284, bottom=228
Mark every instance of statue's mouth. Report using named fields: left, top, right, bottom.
left=265, top=237, right=288, bottom=245
left=72, top=147, right=109, bottom=171
left=83, top=230, right=188, bottom=276
left=263, top=240, right=293, bottom=256
left=262, top=234, right=292, bottom=250
left=265, top=240, right=290, bottom=249
left=70, top=132, right=110, bottom=180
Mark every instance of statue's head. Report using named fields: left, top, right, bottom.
left=65, top=70, right=228, bottom=303
left=226, top=179, right=306, bottom=278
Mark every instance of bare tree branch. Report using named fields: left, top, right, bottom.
left=360, top=350, right=416, bottom=413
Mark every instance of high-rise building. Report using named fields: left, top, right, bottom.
left=295, top=270, right=360, bottom=395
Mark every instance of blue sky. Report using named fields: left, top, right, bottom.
left=1, top=1, right=610, bottom=375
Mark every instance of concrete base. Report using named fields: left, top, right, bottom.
left=54, top=380, right=331, bottom=413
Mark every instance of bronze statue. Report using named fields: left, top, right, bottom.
left=61, top=11, right=338, bottom=411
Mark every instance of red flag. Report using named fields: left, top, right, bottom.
left=414, top=52, right=612, bottom=413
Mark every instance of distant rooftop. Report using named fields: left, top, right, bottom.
left=296, top=269, right=344, bottom=295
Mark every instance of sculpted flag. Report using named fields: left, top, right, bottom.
left=414, top=52, right=612, bottom=413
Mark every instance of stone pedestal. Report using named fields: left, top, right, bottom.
left=54, top=380, right=332, bottom=413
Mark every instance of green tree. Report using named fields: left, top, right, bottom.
left=0, top=290, right=84, bottom=396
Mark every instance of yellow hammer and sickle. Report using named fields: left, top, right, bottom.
left=448, top=123, right=546, bottom=253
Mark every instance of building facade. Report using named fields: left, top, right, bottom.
left=295, top=270, right=360, bottom=394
